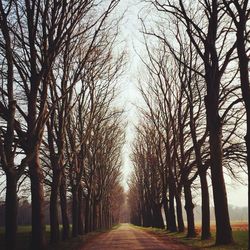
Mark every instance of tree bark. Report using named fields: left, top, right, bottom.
left=203, top=1, right=233, bottom=243
left=206, top=97, right=233, bottom=244
left=85, top=195, right=90, bottom=233
left=99, top=201, right=103, bottom=229
left=168, top=180, right=177, bottom=232
left=162, top=190, right=168, bottom=229
left=5, top=171, right=18, bottom=250
left=60, top=175, right=70, bottom=240
left=152, top=203, right=164, bottom=228
left=50, top=170, right=61, bottom=244
left=72, top=186, right=79, bottom=237
left=175, top=191, right=185, bottom=233
left=184, top=183, right=196, bottom=238
left=90, top=200, right=94, bottom=231
left=78, top=186, right=84, bottom=235
left=245, top=111, right=250, bottom=249
left=235, top=17, right=250, bottom=248
left=199, top=170, right=211, bottom=240
left=143, top=200, right=153, bottom=227
left=93, top=199, right=98, bottom=231
left=29, top=152, right=46, bottom=250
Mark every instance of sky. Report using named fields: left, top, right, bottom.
left=117, top=0, right=248, bottom=208
left=116, top=0, right=144, bottom=188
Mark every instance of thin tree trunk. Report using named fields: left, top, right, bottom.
left=99, top=201, right=103, bottom=229
left=78, top=186, right=84, bottom=235
left=162, top=190, right=168, bottom=229
left=175, top=192, right=185, bottom=233
left=184, top=183, right=196, bottom=237
left=85, top=195, right=90, bottom=233
left=5, top=171, right=18, bottom=250
left=168, top=181, right=177, bottom=232
left=60, top=174, right=70, bottom=240
left=0, top=8, right=17, bottom=249
left=95, top=200, right=99, bottom=229
left=29, top=152, right=46, bottom=250
left=50, top=171, right=61, bottom=244
left=93, top=200, right=98, bottom=231
left=90, top=200, right=94, bottom=231
left=102, top=203, right=106, bottom=228
left=187, top=83, right=211, bottom=240
left=108, top=207, right=111, bottom=229
left=199, top=170, right=211, bottom=240
left=72, top=186, right=79, bottom=237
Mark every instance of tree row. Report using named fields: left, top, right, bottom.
left=128, top=0, right=249, bottom=246
left=0, top=1, right=125, bottom=249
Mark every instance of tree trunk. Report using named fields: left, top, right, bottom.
left=90, top=200, right=94, bottom=231
left=143, top=200, right=153, bottom=227
left=93, top=200, right=98, bottom=231
left=29, top=152, right=46, bottom=250
left=245, top=112, right=250, bottom=248
left=103, top=206, right=107, bottom=228
left=50, top=171, right=61, bottom=244
left=162, top=190, right=168, bottom=229
left=184, top=184, right=196, bottom=238
left=72, top=186, right=79, bottom=237
left=207, top=102, right=233, bottom=244
left=236, top=21, right=250, bottom=248
left=168, top=181, right=177, bottom=232
left=199, top=170, right=211, bottom=240
left=175, top=192, right=185, bottom=233
left=5, top=171, right=18, bottom=250
left=85, top=195, right=90, bottom=233
left=60, top=174, right=70, bottom=240
left=99, top=201, right=103, bottom=229
left=96, top=203, right=100, bottom=230
left=78, top=186, right=84, bottom=235
left=108, top=209, right=112, bottom=229
left=152, top=203, right=164, bottom=228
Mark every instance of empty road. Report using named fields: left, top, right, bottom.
left=80, top=224, right=197, bottom=250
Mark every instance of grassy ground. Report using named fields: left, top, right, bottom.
left=47, top=231, right=103, bottom=250
left=0, top=223, right=248, bottom=249
left=0, top=225, right=111, bottom=250
left=0, top=226, right=50, bottom=250
left=135, top=222, right=248, bottom=250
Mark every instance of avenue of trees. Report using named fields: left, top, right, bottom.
left=128, top=0, right=249, bottom=247
left=0, top=1, right=126, bottom=249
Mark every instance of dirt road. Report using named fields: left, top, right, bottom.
left=80, top=224, right=197, bottom=250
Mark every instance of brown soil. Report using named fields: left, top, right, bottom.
left=79, top=224, right=197, bottom=250
left=206, top=222, right=248, bottom=232
left=230, top=223, right=248, bottom=231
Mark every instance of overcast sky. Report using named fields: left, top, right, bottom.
left=117, top=0, right=248, bottom=208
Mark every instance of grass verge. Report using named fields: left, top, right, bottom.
left=132, top=225, right=248, bottom=250
left=0, top=224, right=120, bottom=250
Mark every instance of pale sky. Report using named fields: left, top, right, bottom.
left=117, top=0, right=248, bottom=208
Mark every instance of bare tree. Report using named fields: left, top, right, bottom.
left=222, top=0, right=250, bottom=245
left=0, top=0, right=123, bottom=248
left=149, top=0, right=241, bottom=244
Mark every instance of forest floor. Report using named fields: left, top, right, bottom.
left=80, top=223, right=197, bottom=250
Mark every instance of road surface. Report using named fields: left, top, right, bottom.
left=80, top=224, right=197, bottom=249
